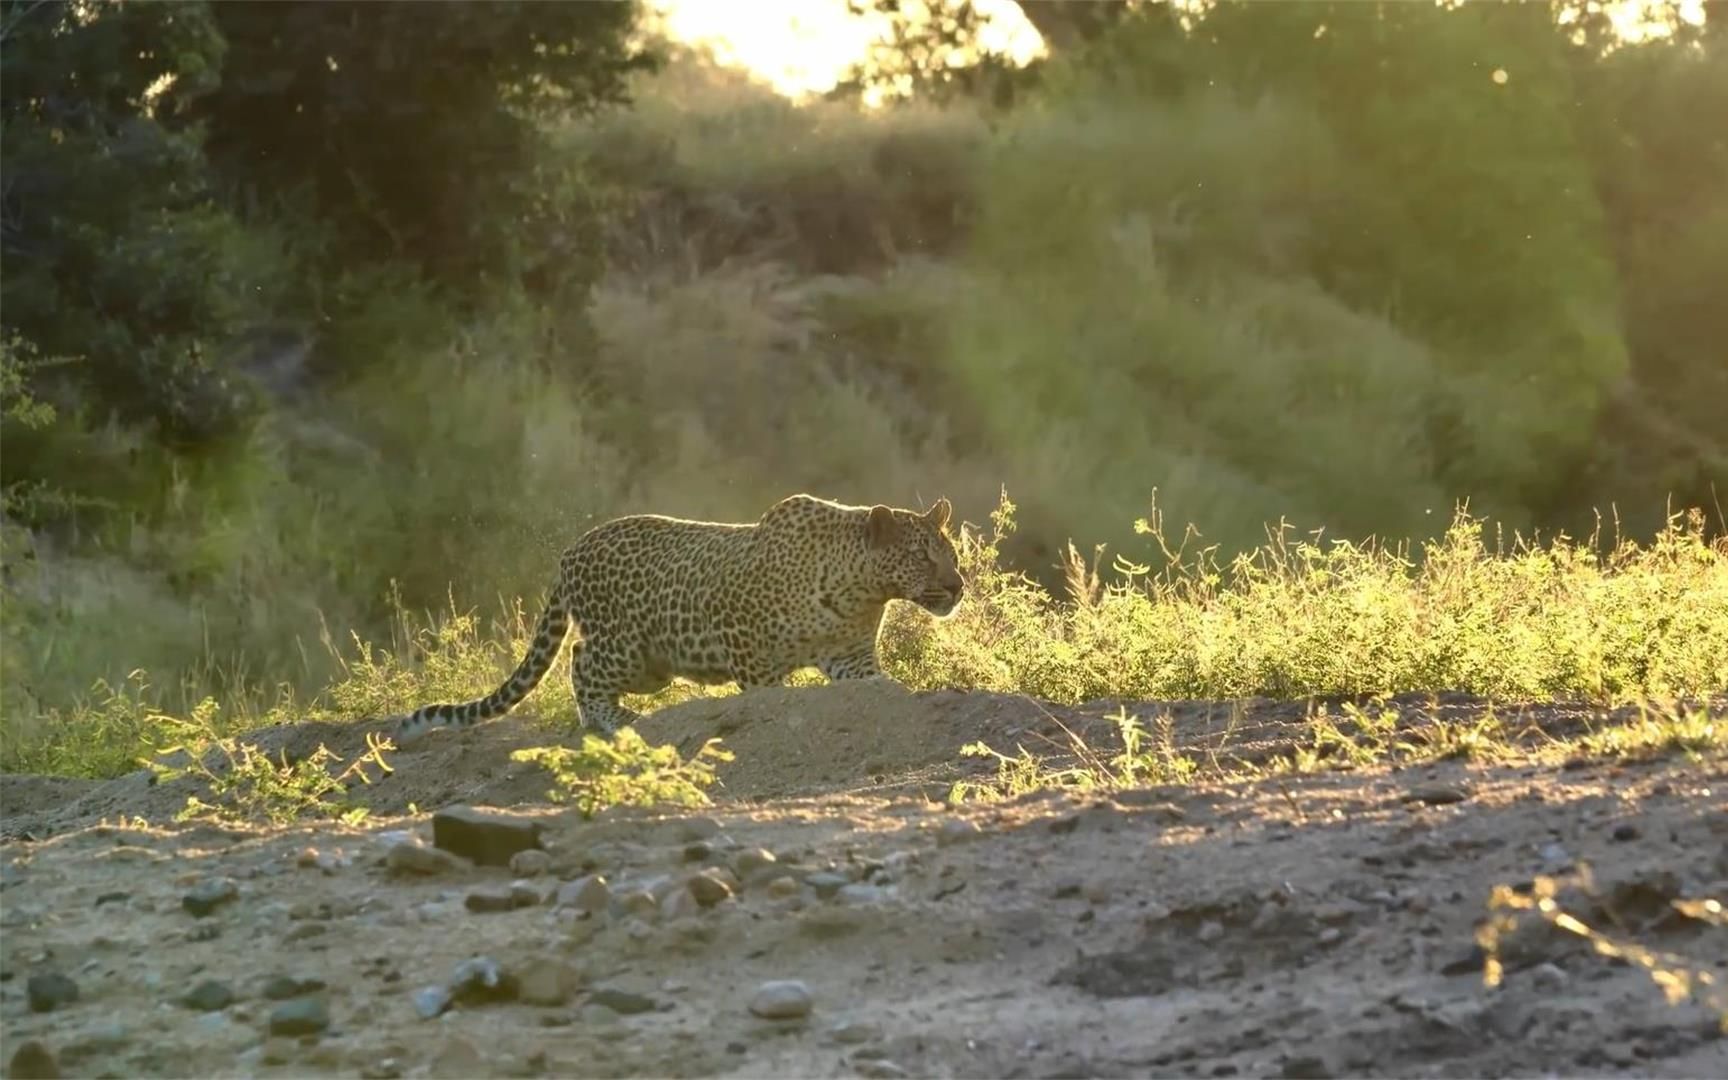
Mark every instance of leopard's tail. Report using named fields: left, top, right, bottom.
left=391, top=579, right=574, bottom=744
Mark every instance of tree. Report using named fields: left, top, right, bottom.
left=1, top=0, right=269, bottom=445
left=183, top=1, right=655, bottom=292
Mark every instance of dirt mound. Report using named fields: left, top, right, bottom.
left=0, top=685, right=1684, bottom=842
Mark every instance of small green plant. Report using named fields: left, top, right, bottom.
left=511, top=729, right=733, bottom=819
left=1576, top=701, right=1724, bottom=761
left=147, top=704, right=394, bottom=827
left=949, top=707, right=1203, bottom=804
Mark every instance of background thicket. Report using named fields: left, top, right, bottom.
left=3, top=0, right=1724, bottom=766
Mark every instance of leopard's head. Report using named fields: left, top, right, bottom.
left=865, top=497, right=963, bottom=618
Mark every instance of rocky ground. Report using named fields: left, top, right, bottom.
left=2, top=682, right=1725, bottom=1079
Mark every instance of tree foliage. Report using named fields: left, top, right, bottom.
left=185, top=0, right=654, bottom=291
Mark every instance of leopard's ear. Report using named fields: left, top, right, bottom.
left=923, top=497, right=952, bottom=531
left=866, top=505, right=897, bottom=549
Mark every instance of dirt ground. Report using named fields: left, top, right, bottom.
left=2, top=683, right=1725, bottom=1079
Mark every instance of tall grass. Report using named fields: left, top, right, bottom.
left=7, top=491, right=1722, bottom=779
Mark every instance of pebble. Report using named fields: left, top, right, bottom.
left=749, top=979, right=814, bottom=1020
left=509, top=849, right=551, bottom=877
left=516, top=959, right=579, bottom=1007
left=1611, top=822, right=1641, bottom=842
left=6, top=1039, right=59, bottom=1080
left=26, top=972, right=79, bottom=1013
left=829, top=1019, right=881, bottom=1044
left=936, top=818, right=982, bottom=846
left=450, top=957, right=519, bottom=1004
left=687, top=868, right=736, bottom=907
left=660, top=887, right=701, bottom=921
left=837, top=883, right=892, bottom=905
left=1317, top=927, right=1343, bottom=947
left=268, top=996, right=331, bottom=1037
left=766, top=876, right=803, bottom=900
left=555, top=874, right=611, bottom=913
left=181, top=979, right=235, bottom=1011
left=588, top=986, right=658, bottom=1015
left=413, top=985, right=454, bottom=1019
left=432, top=805, right=544, bottom=868
left=857, top=1061, right=907, bottom=1079
left=807, top=872, right=850, bottom=899
left=1198, top=920, right=1224, bottom=944
left=735, top=848, right=779, bottom=881
left=1403, top=783, right=1469, bottom=806
left=182, top=877, right=239, bottom=917
left=386, top=840, right=466, bottom=877
left=683, top=841, right=714, bottom=863
left=464, top=885, right=535, bottom=914
left=1531, top=962, right=1569, bottom=990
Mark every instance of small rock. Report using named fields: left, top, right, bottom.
left=1531, top=962, right=1568, bottom=990
left=432, top=805, right=545, bottom=868
left=1052, top=879, right=1083, bottom=899
left=837, top=883, right=891, bottom=905
left=683, top=841, right=714, bottom=863
left=413, top=985, right=454, bottom=1019
left=510, top=880, right=545, bottom=907
left=93, top=891, right=131, bottom=908
left=555, top=874, right=610, bottom=913
left=857, top=1061, right=908, bottom=1079
left=734, top=848, right=778, bottom=881
left=807, top=872, right=850, bottom=899
left=1281, top=1055, right=1332, bottom=1079
left=181, top=979, right=235, bottom=1012
left=1611, top=822, right=1641, bottom=842
left=766, top=876, right=803, bottom=900
left=660, top=886, right=701, bottom=922
left=182, top=877, right=239, bottom=918
left=268, top=996, right=331, bottom=1037
left=678, top=816, right=723, bottom=842
left=509, top=849, right=551, bottom=877
left=464, top=886, right=524, bottom=914
left=516, top=959, right=580, bottom=1007
left=686, top=868, right=736, bottom=907
left=26, top=972, right=79, bottom=1013
left=1403, top=783, right=1469, bottom=806
left=937, top=818, right=982, bottom=846
left=588, top=986, right=658, bottom=1015
left=450, top=957, right=519, bottom=1005
left=1602, top=1041, right=1637, bottom=1067
left=7, top=1039, right=59, bottom=1079
left=749, top=979, right=813, bottom=1020
left=1317, top=927, right=1343, bottom=947
left=829, top=1019, right=880, bottom=1044
left=1538, top=843, right=1573, bottom=872
left=613, top=888, right=659, bottom=920
left=386, top=839, right=466, bottom=877
left=1198, top=920, right=1224, bottom=944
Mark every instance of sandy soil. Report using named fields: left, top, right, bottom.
left=2, top=683, right=1725, bottom=1079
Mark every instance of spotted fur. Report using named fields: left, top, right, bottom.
left=392, top=493, right=963, bottom=743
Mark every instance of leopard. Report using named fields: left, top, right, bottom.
left=391, top=493, right=963, bottom=744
